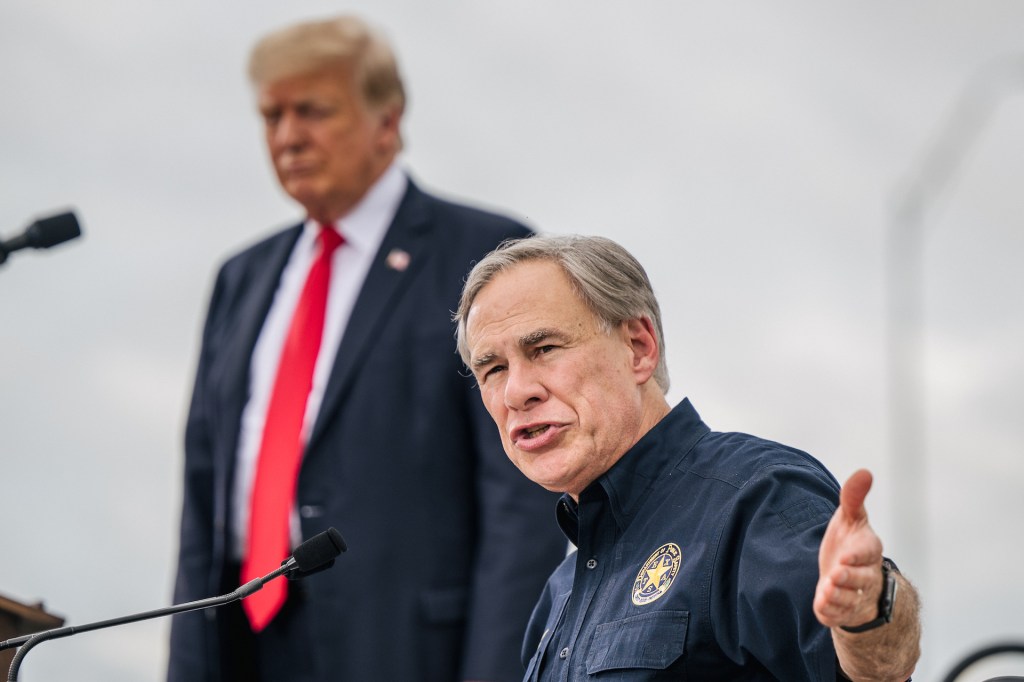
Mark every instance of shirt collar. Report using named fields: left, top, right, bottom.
left=303, top=161, right=408, bottom=255
left=556, top=398, right=710, bottom=545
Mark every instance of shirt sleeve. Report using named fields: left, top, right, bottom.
left=711, top=460, right=842, bottom=681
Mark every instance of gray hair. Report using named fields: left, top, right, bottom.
left=248, top=15, right=406, bottom=114
left=455, top=235, right=670, bottom=393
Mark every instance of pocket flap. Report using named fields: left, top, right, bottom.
left=586, top=610, right=689, bottom=674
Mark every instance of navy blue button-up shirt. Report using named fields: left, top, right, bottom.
left=521, top=399, right=843, bottom=681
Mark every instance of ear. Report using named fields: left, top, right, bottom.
left=372, top=102, right=403, bottom=153
left=623, top=317, right=660, bottom=385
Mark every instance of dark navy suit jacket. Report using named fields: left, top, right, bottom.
left=168, top=180, right=566, bottom=681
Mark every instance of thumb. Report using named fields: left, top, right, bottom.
left=839, top=468, right=873, bottom=523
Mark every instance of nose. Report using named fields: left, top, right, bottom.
left=503, top=360, right=547, bottom=411
left=270, top=110, right=306, bottom=150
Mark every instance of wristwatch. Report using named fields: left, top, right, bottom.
left=839, top=558, right=898, bottom=633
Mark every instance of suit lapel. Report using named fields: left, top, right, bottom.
left=217, top=226, right=303, bottom=447
left=307, top=183, right=435, bottom=449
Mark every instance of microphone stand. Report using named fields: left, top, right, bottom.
left=1, top=559, right=295, bottom=681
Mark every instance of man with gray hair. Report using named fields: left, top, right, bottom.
left=168, top=15, right=566, bottom=682
left=456, top=234, right=922, bottom=680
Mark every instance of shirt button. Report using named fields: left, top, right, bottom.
left=559, top=647, right=569, bottom=659
left=586, top=558, right=598, bottom=569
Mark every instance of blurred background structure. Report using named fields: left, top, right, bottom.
left=2, top=2, right=1022, bottom=680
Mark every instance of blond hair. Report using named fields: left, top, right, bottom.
left=248, top=15, right=406, bottom=114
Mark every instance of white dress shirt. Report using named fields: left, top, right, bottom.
left=231, top=162, right=408, bottom=559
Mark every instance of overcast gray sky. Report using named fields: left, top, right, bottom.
left=3, top=2, right=1023, bottom=680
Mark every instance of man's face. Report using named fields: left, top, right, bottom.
left=257, top=68, right=398, bottom=222
left=466, top=260, right=651, bottom=497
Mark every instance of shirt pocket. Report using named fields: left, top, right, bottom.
left=586, top=610, right=689, bottom=676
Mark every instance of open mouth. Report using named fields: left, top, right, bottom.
left=520, top=424, right=551, bottom=440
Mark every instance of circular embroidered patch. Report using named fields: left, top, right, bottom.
left=632, top=542, right=682, bottom=606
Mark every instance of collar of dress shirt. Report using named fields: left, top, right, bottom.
left=301, top=160, right=408, bottom=256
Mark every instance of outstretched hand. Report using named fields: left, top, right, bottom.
left=814, top=469, right=885, bottom=629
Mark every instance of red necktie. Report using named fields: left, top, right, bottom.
left=242, top=225, right=344, bottom=631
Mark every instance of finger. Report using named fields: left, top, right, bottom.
left=815, top=576, right=859, bottom=624
left=839, top=468, right=873, bottom=523
left=815, top=574, right=879, bottom=628
left=831, top=526, right=884, bottom=567
left=829, top=565, right=883, bottom=600
left=837, top=542, right=883, bottom=568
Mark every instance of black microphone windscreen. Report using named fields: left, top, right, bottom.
left=292, top=527, right=347, bottom=572
left=28, top=212, right=81, bottom=249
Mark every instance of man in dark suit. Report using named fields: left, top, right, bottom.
left=167, top=15, right=566, bottom=682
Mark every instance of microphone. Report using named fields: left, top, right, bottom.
left=0, top=527, right=346, bottom=681
left=283, top=526, right=347, bottom=580
left=0, top=211, right=82, bottom=266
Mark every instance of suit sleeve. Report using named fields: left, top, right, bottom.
left=453, top=221, right=567, bottom=682
left=166, top=268, right=227, bottom=682
left=459, top=383, right=567, bottom=682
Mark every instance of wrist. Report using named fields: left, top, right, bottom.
left=839, top=558, right=898, bottom=634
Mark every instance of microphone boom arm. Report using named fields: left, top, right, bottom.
left=2, top=561, right=293, bottom=681
left=0, top=526, right=344, bottom=681
left=0, top=562, right=288, bottom=651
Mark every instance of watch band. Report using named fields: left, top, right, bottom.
left=839, top=558, right=898, bottom=633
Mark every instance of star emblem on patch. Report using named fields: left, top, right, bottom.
left=632, top=542, right=681, bottom=606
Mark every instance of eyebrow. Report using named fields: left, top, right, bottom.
left=471, top=352, right=498, bottom=371
left=520, top=328, right=566, bottom=347
left=470, top=328, right=569, bottom=370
